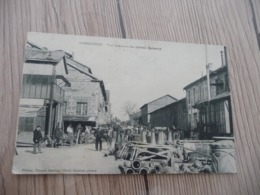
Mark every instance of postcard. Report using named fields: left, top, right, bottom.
left=12, top=32, right=236, bottom=174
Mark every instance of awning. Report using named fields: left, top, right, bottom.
left=19, top=99, right=45, bottom=117
left=56, top=75, right=71, bottom=87
left=63, top=115, right=96, bottom=122
left=193, top=92, right=230, bottom=108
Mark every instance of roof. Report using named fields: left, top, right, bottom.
left=25, top=49, right=66, bottom=64
left=26, top=41, right=107, bottom=103
left=183, top=66, right=227, bottom=90
left=66, top=58, right=92, bottom=74
left=63, top=115, right=96, bottom=122
left=19, top=99, right=45, bottom=117
left=66, top=59, right=97, bottom=80
left=27, top=42, right=46, bottom=50
left=26, top=42, right=69, bottom=74
left=27, top=41, right=92, bottom=74
left=140, top=95, right=177, bottom=109
left=149, top=97, right=186, bottom=114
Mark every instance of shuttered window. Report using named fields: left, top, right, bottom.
left=76, top=102, right=88, bottom=115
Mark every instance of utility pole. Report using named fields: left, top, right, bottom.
left=206, top=63, right=212, bottom=138
left=48, top=64, right=56, bottom=141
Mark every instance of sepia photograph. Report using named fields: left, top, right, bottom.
left=12, top=32, right=236, bottom=174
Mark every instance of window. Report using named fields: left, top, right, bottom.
left=199, top=85, right=201, bottom=101
left=63, top=101, right=67, bottom=114
left=215, top=78, right=224, bottom=95
left=188, top=90, right=191, bottom=104
left=193, top=88, right=196, bottom=104
left=224, top=74, right=229, bottom=92
left=193, top=113, right=197, bottom=129
left=76, top=102, right=88, bottom=115
left=19, top=117, right=34, bottom=132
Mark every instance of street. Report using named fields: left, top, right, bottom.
left=13, top=143, right=122, bottom=174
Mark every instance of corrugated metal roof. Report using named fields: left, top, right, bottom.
left=25, top=49, right=65, bottom=64
left=140, top=95, right=178, bottom=109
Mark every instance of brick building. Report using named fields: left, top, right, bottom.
left=140, top=95, right=177, bottom=126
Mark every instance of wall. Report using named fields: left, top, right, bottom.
left=140, top=95, right=176, bottom=126
left=185, top=66, right=230, bottom=131
left=140, top=105, right=148, bottom=125
left=150, top=99, right=188, bottom=130
left=63, top=66, right=109, bottom=124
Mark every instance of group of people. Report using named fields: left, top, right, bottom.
left=32, top=123, right=115, bottom=154
left=66, top=124, right=115, bottom=151
left=66, top=123, right=93, bottom=146
left=32, top=124, right=63, bottom=154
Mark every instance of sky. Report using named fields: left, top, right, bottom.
left=27, top=32, right=224, bottom=120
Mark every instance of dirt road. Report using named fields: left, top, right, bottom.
left=13, top=143, right=122, bottom=174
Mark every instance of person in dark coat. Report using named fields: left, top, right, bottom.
left=95, top=126, right=103, bottom=151
left=54, top=126, right=63, bottom=148
left=33, top=126, right=43, bottom=154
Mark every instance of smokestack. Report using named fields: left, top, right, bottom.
left=221, top=51, right=225, bottom=66
left=224, top=46, right=228, bottom=67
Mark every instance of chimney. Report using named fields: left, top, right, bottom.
left=224, top=46, right=228, bottom=66
left=221, top=51, right=225, bottom=66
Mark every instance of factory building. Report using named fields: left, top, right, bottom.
left=140, top=95, right=177, bottom=126
left=184, top=64, right=232, bottom=138
left=149, top=98, right=188, bottom=132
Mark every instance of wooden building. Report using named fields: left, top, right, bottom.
left=140, top=95, right=177, bottom=126
left=129, top=111, right=141, bottom=126
left=19, top=42, right=71, bottom=137
left=18, top=42, right=111, bottom=137
left=183, top=63, right=232, bottom=138
left=149, top=98, right=188, bottom=131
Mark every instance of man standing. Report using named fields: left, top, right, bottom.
left=76, top=123, right=83, bottom=144
left=55, top=126, right=63, bottom=148
left=84, top=125, right=90, bottom=144
left=33, top=126, right=43, bottom=154
left=95, top=126, right=103, bottom=151
left=67, top=124, right=74, bottom=146
left=107, top=126, right=113, bottom=150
